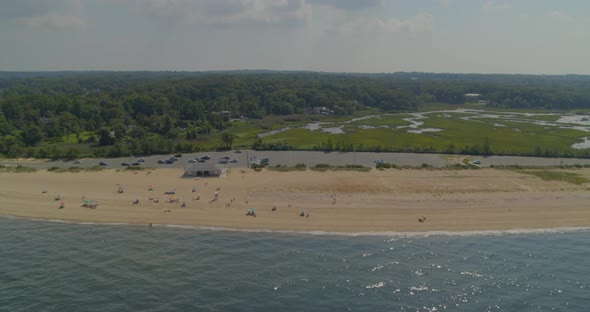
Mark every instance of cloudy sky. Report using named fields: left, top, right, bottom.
left=0, top=0, right=588, bottom=74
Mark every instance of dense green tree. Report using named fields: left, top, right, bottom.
left=98, top=127, right=114, bottom=146
left=221, top=132, right=235, bottom=149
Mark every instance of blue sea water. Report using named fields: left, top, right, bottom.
left=0, top=217, right=589, bottom=311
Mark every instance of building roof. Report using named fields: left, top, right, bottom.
left=184, top=163, right=222, bottom=172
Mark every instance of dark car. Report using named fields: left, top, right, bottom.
left=137, top=158, right=145, bottom=162
left=174, top=154, right=182, bottom=158
left=131, top=162, right=140, bottom=166
left=218, top=159, right=228, bottom=164
left=157, top=160, right=165, bottom=164
left=99, top=161, right=108, bottom=166
left=121, top=162, right=130, bottom=166
left=234, top=150, right=242, bottom=153
left=221, top=156, right=230, bottom=160
left=165, top=160, right=174, bottom=164
left=230, top=159, right=238, bottom=163
left=201, top=155, right=210, bottom=160
left=197, top=158, right=206, bottom=163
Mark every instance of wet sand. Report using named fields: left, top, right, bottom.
left=1, top=168, right=589, bottom=233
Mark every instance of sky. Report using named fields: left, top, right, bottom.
left=0, top=0, right=588, bottom=74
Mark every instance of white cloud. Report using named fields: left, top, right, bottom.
left=550, top=10, right=571, bottom=21
left=335, top=13, right=434, bottom=35
left=0, top=0, right=84, bottom=29
left=435, top=0, right=452, bottom=8
left=18, top=13, right=86, bottom=28
left=131, top=0, right=312, bottom=27
left=483, top=0, right=512, bottom=10
left=308, top=0, right=382, bottom=10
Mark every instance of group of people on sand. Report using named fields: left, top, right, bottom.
left=42, top=179, right=318, bottom=221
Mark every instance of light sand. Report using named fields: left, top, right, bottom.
left=1, top=168, right=590, bottom=233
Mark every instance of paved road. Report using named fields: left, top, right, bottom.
left=5, top=150, right=590, bottom=170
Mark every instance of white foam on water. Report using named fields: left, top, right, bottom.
left=2, top=215, right=590, bottom=238
left=370, top=265, right=384, bottom=272
left=410, top=285, right=430, bottom=292
left=461, top=271, right=485, bottom=277
left=365, top=282, right=385, bottom=289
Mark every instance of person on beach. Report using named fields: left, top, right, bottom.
left=192, top=186, right=197, bottom=193
left=209, top=192, right=219, bottom=204
left=59, top=202, right=64, bottom=209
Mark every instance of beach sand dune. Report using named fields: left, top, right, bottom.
left=1, top=168, right=589, bottom=232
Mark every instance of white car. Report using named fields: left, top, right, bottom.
left=471, top=160, right=481, bottom=165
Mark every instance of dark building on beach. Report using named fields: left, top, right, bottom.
left=181, top=163, right=224, bottom=178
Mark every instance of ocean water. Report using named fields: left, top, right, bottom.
left=1, top=217, right=589, bottom=311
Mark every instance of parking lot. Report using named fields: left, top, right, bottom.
left=7, top=150, right=590, bottom=170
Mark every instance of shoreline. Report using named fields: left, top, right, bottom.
left=1, top=168, right=590, bottom=233
left=3, top=214, right=590, bottom=237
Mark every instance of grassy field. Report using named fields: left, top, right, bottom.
left=34, top=105, right=590, bottom=157
left=256, top=107, right=590, bottom=155
left=516, top=170, right=590, bottom=185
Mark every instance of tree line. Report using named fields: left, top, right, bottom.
left=1, top=71, right=590, bottom=158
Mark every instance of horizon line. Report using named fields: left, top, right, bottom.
left=0, top=69, right=589, bottom=77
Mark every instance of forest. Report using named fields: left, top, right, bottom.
left=1, top=71, right=590, bottom=159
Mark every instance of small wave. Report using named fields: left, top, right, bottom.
left=410, top=285, right=430, bottom=292
left=461, top=271, right=485, bottom=277
left=365, top=282, right=385, bottom=289
left=370, top=265, right=384, bottom=272
left=1, top=215, right=590, bottom=238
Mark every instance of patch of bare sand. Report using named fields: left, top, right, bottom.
left=0, top=168, right=589, bottom=232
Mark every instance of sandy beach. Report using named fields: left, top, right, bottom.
left=1, top=168, right=589, bottom=233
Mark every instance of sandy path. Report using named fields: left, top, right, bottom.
left=1, top=168, right=589, bottom=233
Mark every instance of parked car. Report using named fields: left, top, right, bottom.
left=99, top=161, right=108, bottom=166
left=221, top=156, right=230, bottom=160
left=73, top=160, right=81, bottom=164
left=137, top=158, right=145, bottom=162
left=165, top=160, right=174, bottom=164
left=131, top=162, right=140, bottom=166
left=174, top=154, right=182, bottom=158
left=121, top=162, right=130, bottom=166
left=197, top=158, right=206, bottom=163
left=157, top=160, right=165, bottom=164
left=230, top=159, right=238, bottom=163
left=234, top=150, right=242, bottom=153
left=218, top=159, right=228, bottom=164
left=201, top=155, right=210, bottom=160
left=188, top=159, right=197, bottom=163
left=471, top=160, right=481, bottom=165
